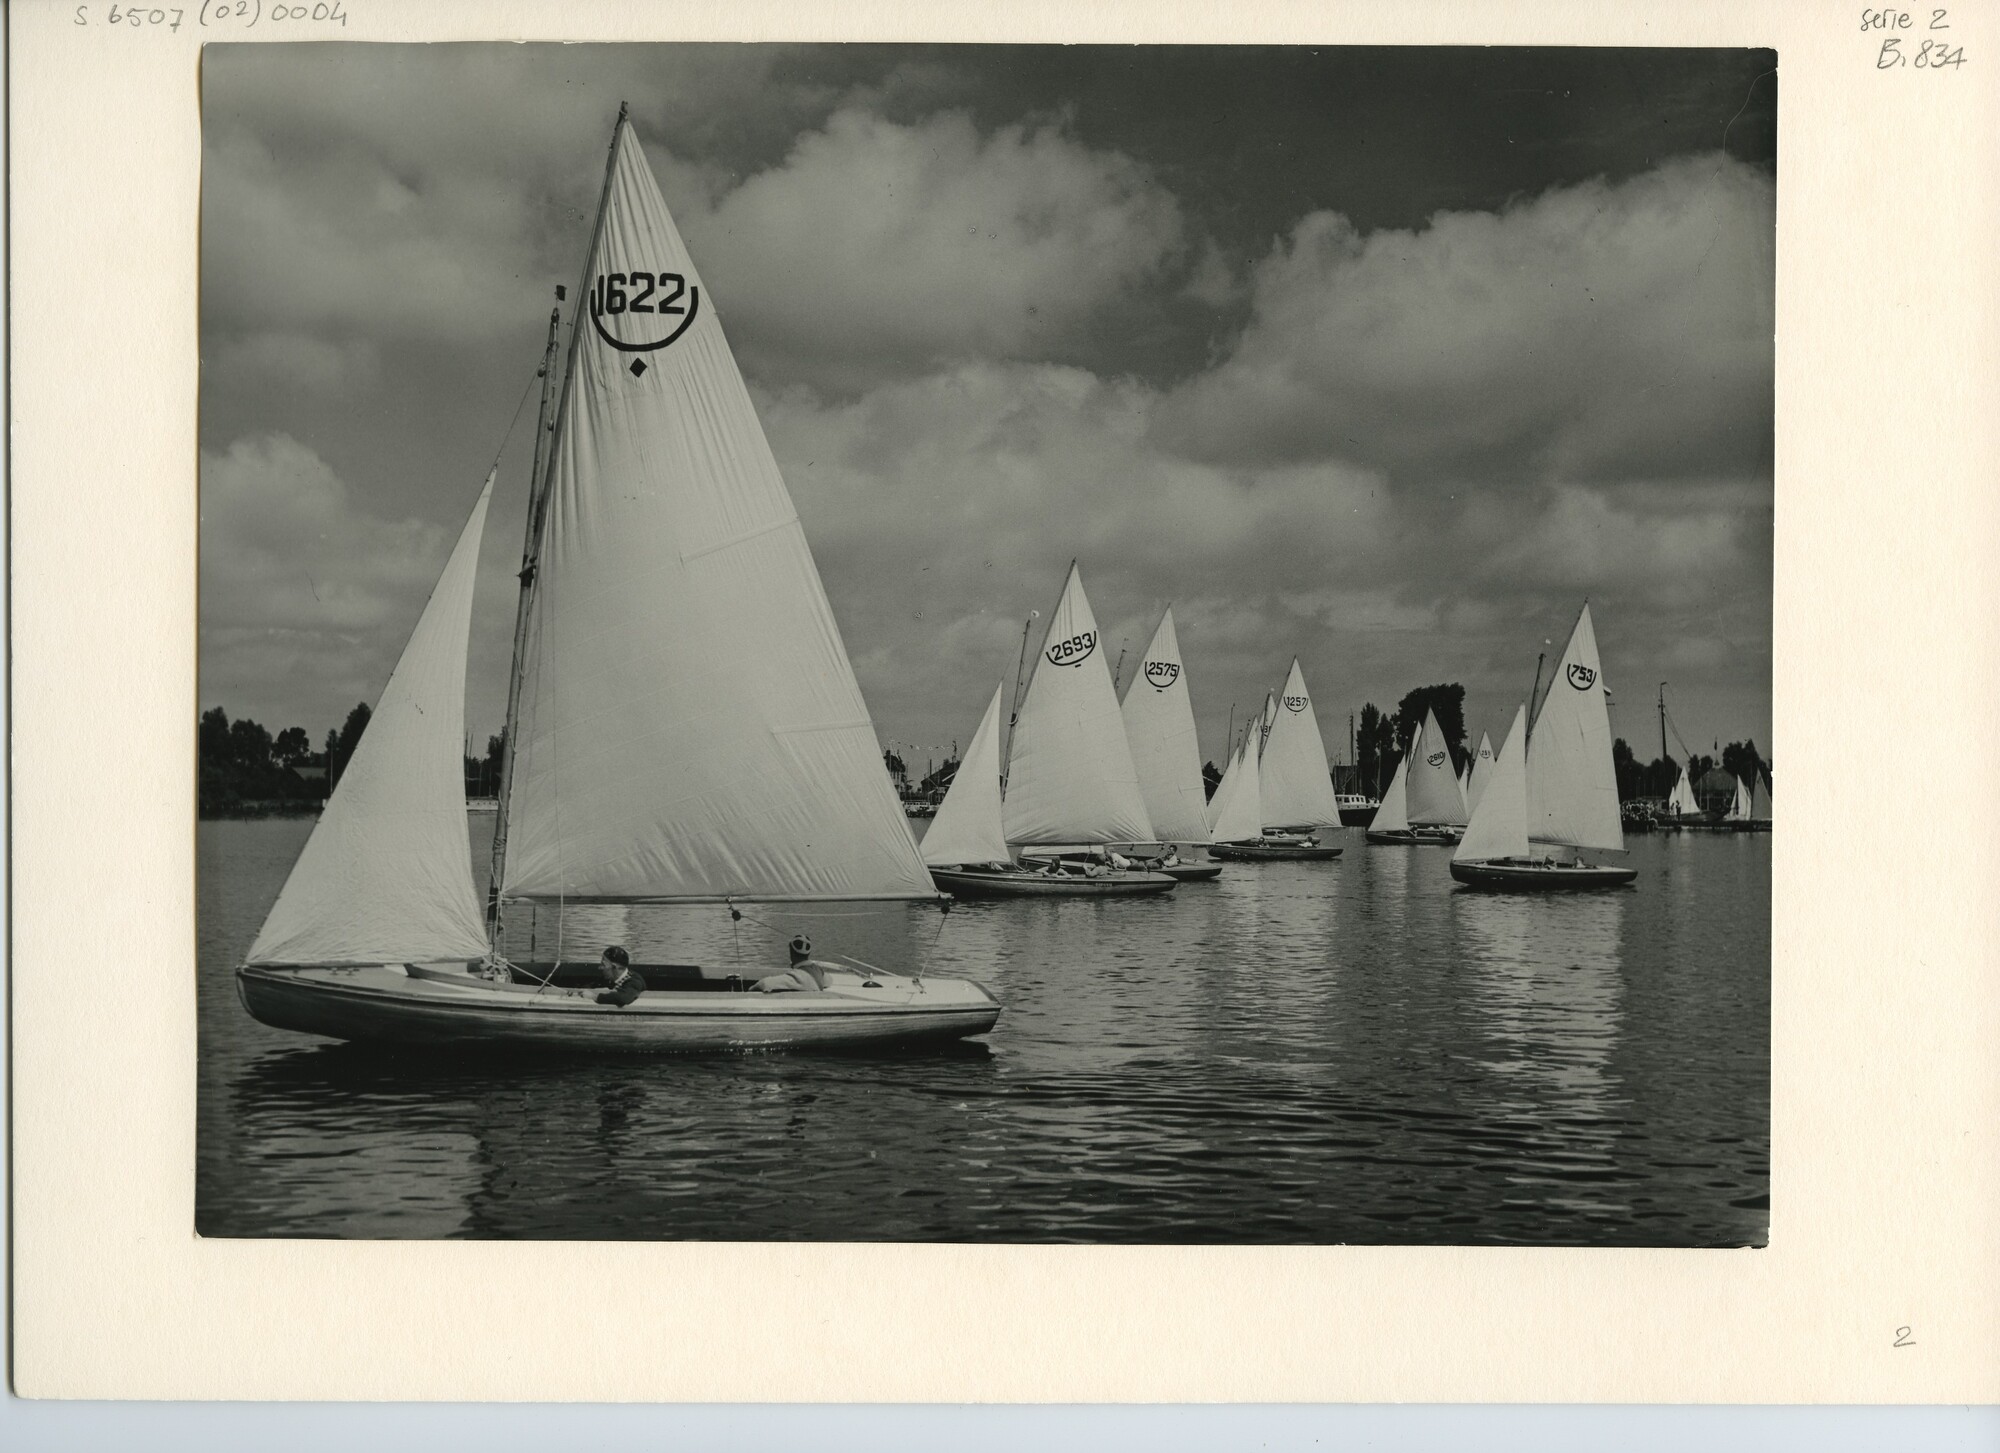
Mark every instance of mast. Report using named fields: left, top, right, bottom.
left=1003, top=609, right=1038, bottom=784
left=1527, top=650, right=1547, bottom=741
left=487, top=104, right=628, bottom=934
left=1658, top=682, right=1669, bottom=773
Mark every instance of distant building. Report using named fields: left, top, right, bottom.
left=1695, top=766, right=1738, bottom=814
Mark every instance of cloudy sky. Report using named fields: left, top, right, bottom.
left=199, top=44, right=1775, bottom=773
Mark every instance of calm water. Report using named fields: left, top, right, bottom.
left=198, top=817, right=1768, bottom=1244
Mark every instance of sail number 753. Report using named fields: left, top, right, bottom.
left=595, top=271, right=688, bottom=316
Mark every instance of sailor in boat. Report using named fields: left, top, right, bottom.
left=595, top=945, right=644, bottom=1007
left=751, top=935, right=834, bottom=994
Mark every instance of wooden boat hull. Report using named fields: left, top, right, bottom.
left=1155, top=862, right=1224, bottom=882
left=237, top=962, right=1000, bottom=1053
left=1365, top=827, right=1462, bottom=846
left=1448, top=860, right=1638, bottom=891
left=930, top=867, right=1178, bottom=898
left=1205, top=841, right=1343, bottom=862
left=1337, top=805, right=1378, bottom=827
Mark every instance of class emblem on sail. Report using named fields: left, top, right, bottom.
left=1426, top=750, right=1446, bottom=767
left=1044, top=630, right=1097, bottom=667
left=590, top=268, right=701, bottom=353
left=1143, top=659, right=1179, bottom=689
left=1567, top=663, right=1598, bottom=691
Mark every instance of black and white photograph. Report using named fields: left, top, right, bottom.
left=196, top=42, right=1775, bottom=1245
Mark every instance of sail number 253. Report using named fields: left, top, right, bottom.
left=595, top=272, right=689, bottom=316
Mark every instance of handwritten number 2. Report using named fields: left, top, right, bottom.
left=1893, top=1326, right=1914, bottom=1347
left=1932, top=8, right=1948, bottom=26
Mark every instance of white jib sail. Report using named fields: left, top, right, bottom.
left=1119, top=606, right=1211, bottom=843
left=1371, top=726, right=1414, bottom=834
left=1206, top=726, right=1264, bottom=842
left=1003, top=563, right=1155, bottom=845
left=1525, top=602, right=1625, bottom=852
left=501, top=120, right=933, bottom=902
left=1407, top=709, right=1468, bottom=826
left=248, top=474, right=496, bottom=965
left=1669, top=765, right=1701, bottom=816
left=1258, top=658, right=1344, bottom=829
left=1725, top=776, right=1752, bottom=821
left=921, top=684, right=1010, bottom=868
left=1749, top=769, right=1771, bottom=821
left=1466, top=730, right=1496, bottom=816
left=1456, top=704, right=1530, bottom=863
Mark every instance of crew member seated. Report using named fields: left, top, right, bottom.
left=753, top=935, right=834, bottom=994
left=595, top=945, right=643, bottom=1007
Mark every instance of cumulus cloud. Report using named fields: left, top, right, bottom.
left=1161, top=154, right=1775, bottom=485
left=756, top=361, right=1764, bottom=758
left=199, top=434, right=458, bottom=727
left=682, top=109, right=1186, bottom=392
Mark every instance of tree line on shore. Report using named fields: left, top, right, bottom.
left=198, top=702, right=506, bottom=818
left=205, top=687, right=1769, bottom=819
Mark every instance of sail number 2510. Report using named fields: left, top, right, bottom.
left=595, top=271, right=689, bottom=316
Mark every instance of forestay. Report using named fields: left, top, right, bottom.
left=500, top=121, right=933, bottom=902
left=1258, top=658, right=1344, bottom=829
left=921, top=684, right=1011, bottom=867
left=1524, top=602, right=1624, bottom=852
left=1406, top=709, right=1469, bottom=826
left=1206, top=727, right=1264, bottom=843
left=1455, top=705, right=1530, bottom=862
left=248, top=475, right=496, bottom=965
left=1119, top=607, right=1211, bottom=843
left=1003, top=563, right=1154, bottom=845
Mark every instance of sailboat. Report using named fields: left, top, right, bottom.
left=1449, top=603, right=1637, bottom=889
left=1364, top=716, right=1462, bottom=846
left=1112, top=606, right=1223, bottom=881
left=1465, top=730, right=1496, bottom=817
left=1206, top=678, right=1343, bottom=862
left=1663, top=761, right=1703, bottom=827
left=1736, top=769, right=1772, bottom=832
left=1723, top=774, right=1753, bottom=826
left=923, top=565, right=1178, bottom=898
left=237, top=109, right=1000, bottom=1051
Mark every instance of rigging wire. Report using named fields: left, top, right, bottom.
left=488, top=365, right=542, bottom=475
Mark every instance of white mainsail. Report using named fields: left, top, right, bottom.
left=1258, top=658, right=1344, bottom=829
left=921, top=684, right=1010, bottom=868
left=1668, top=764, right=1701, bottom=817
left=1205, top=726, right=1264, bottom=843
left=248, top=474, right=496, bottom=965
left=1119, top=606, right=1211, bottom=843
left=1407, top=708, right=1468, bottom=826
left=1371, top=725, right=1414, bottom=834
left=1524, top=602, right=1624, bottom=852
left=499, top=120, right=933, bottom=903
left=1455, top=705, right=1529, bottom=863
left=1725, top=776, right=1752, bottom=821
left=1003, top=563, right=1154, bottom=845
left=1466, top=730, right=1496, bottom=816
